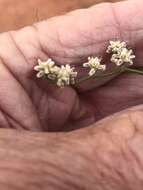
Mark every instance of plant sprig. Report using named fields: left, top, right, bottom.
left=34, top=41, right=143, bottom=87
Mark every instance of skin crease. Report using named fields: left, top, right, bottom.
left=0, top=0, right=143, bottom=189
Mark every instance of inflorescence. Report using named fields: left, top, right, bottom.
left=106, top=41, right=135, bottom=66
left=34, top=40, right=138, bottom=87
left=34, top=59, right=77, bottom=87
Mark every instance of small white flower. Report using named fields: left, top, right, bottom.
left=106, top=41, right=126, bottom=53
left=111, top=48, right=135, bottom=66
left=56, top=65, right=77, bottom=87
left=119, top=48, right=135, bottom=65
left=83, top=57, right=106, bottom=76
left=107, top=40, right=135, bottom=66
left=34, top=58, right=57, bottom=78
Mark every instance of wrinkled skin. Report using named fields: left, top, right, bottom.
left=0, top=0, right=142, bottom=132
left=1, top=0, right=143, bottom=189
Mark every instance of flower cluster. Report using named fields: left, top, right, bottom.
left=34, top=59, right=77, bottom=87
left=34, top=59, right=58, bottom=79
left=107, top=41, right=135, bottom=66
left=83, top=57, right=106, bottom=76
left=34, top=40, right=136, bottom=87
left=106, top=41, right=126, bottom=53
left=56, top=65, right=77, bottom=87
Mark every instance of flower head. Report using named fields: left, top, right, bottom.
left=107, top=41, right=135, bottom=66
left=111, top=48, right=135, bottom=66
left=83, top=57, right=106, bottom=76
left=56, top=65, right=77, bottom=87
left=106, top=41, right=126, bottom=53
left=34, top=59, right=58, bottom=78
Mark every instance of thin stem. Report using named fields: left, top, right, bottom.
left=125, top=68, right=143, bottom=75
left=75, top=67, right=143, bottom=85
left=75, top=68, right=123, bottom=84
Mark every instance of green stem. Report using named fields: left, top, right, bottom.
left=124, top=68, right=143, bottom=75
left=75, top=67, right=143, bottom=85
left=76, top=68, right=123, bottom=84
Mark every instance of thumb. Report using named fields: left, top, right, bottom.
left=66, top=104, right=143, bottom=190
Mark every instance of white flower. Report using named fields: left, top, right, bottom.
left=34, top=59, right=77, bottom=87
left=119, top=48, right=135, bottom=65
left=34, top=59, right=56, bottom=78
left=56, top=65, right=77, bottom=87
left=106, top=40, right=135, bottom=66
left=111, top=48, right=135, bottom=66
left=106, top=41, right=126, bottom=53
left=83, top=57, right=106, bottom=76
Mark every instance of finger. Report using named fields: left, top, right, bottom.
left=34, top=0, right=143, bottom=66
left=70, top=104, right=143, bottom=190
left=0, top=0, right=141, bottom=92
left=0, top=105, right=142, bottom=190
left=36, top=0, right=143, bottom=91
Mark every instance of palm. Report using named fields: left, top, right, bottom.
left=0, top=0, right=142, bottom=131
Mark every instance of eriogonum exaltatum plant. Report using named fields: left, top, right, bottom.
left=34, top=40, right=143, bottom=87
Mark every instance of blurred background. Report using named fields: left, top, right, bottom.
left=0, top=0, right=123, bottom=32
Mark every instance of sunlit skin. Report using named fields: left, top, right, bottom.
left=0, top=0, right=143, bottom=189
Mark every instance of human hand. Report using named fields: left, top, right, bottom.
left=0, top=0, right=143, bottom=189
left=0, top=0, right=142, bottom=132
